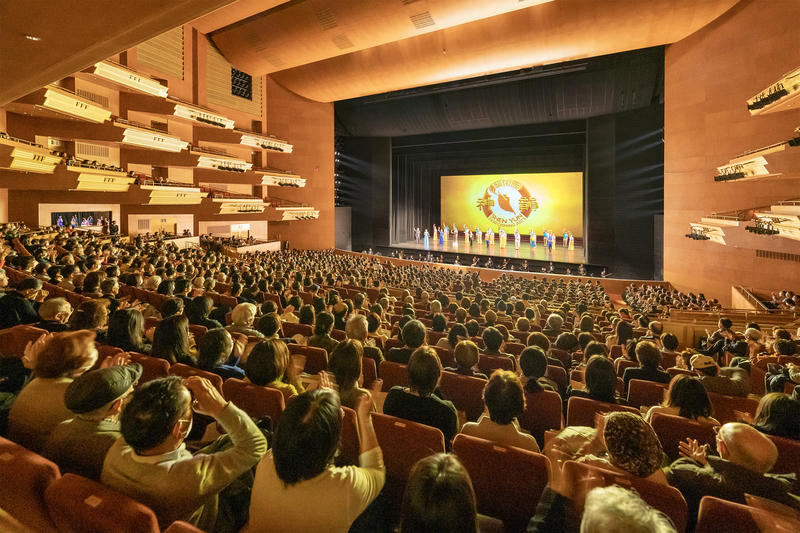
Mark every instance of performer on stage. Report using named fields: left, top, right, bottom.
left=499, top=227, right=506, bottom=249
left=563, top=228, right=569, bottom=248
left=486, top=226, right=493, bottom=246
left=414, top=227, right=421, bottom=244
left=423, top=229, right=429, bottom=246
left=87, top=216, right=93, bottom=225
left=529, top=227, right=535, bottom=248
left=439, top=226, right=444, bottom=245
left=433, top=225, right=438, bottom=243
left=475, top=226, right=482, bottom=245
left=568, top=231, right=575, bottom=251
left=56, top=216, right=63, bottom=227
left=514, top=227, right=521, bottom=250
left=452, top=225, right=458, bottom=247
left=579, top=264, right=586, bottom=276
left=550, top=231, right=556, bottom=251
left=443, top=224, right=449, bottom=243
left=70, top=216, right=77, bottom=227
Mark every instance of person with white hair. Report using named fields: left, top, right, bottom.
left=542, top=313, right=564, bottom=337
left=144, top=275, right=161, bottom=291
left=667, top=422, right=798, bottom=531
left=226, top=303, right=263, bottom=338
left=580, top=485, right=676, bottom=533
left=34, top=297, right=72, bottom=332
left=345, top=314, right=385, bottom=367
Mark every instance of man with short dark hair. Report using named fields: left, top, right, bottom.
left=102, top=376, right=267, bottom=532
left=387, top=319, right=426, bottom=365
left=482, top=326, right=516, bottom=371
left=0, top=277, right=47, bottom=329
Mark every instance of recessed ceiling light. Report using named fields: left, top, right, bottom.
left=24, top=35, right=42, bottom=41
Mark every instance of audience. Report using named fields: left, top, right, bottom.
left=645, top=374, right=719, bottom=425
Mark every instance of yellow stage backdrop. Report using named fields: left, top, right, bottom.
left=440, top=173, right=583, bottom=237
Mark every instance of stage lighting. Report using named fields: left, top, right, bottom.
left=685, top=227, right=711, bottom=240
left=745, top=218, right=780, bottom=235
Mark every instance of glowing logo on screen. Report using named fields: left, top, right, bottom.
left=476, top=179, right=538, bottom=227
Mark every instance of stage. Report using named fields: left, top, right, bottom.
left=394, top=236, right=584, bottom=263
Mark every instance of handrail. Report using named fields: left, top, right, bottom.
left=737, top=285, right=770, bottom=312
left=0, top=133, right=46, bottom=149
left=189, top=145, right=238, bottom=158
left=113, top=117, right=173, bottom=136
left=139, top=179, right=201, bottom=190
left=254, top=166, right=295, bottom=175
left=234, top=128, right=288, bottom=143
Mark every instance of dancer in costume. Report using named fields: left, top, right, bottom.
left=439, top=226, right=444, bottom=245
left=563, top=228, right=569, bottom=248
left=514, top=227, right=521, bottom=250
left=486, top=226, right=494, bottom=246
left=56, top=216, right=63, bottom=227
left=443, top=224, right=449, bottom=243
left=499, top=227, right=506, bottom=249
left=529, top=227, right=536, bottom=248
left=475, top=226, right=482, bottom=244
left=568, top=231, right=575, bottom=251
left=423, top=229, right=429, bottom=246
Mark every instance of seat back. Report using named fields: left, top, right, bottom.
left=384, top=338, right=403, bottom=352
left=362, top=356, right=378, bottom=389
left=565, top=396, right=640, bottom=427
left=627, top=379, right=668, bottom=408
left=561, top=461, right=688, bottom=533
left=44, top=473, right=160, bottom=533
left=222, top=378, right=285, bottom=427
left=169, top=363, right=224, bottom=393
left=426, top=331, right=447, bottom=346
left=609, top=345, right=623, bottom=360
left=453, top=434, right=551, bottom=533
left=0, top=325, right=49, bottom=359
left=694, top=496, right=772, bottom=533
left=667, top=367, right=695, bottom=378
left=431, top=346, right=455, bottom=368
left=477, top=354, right=514, bottom=377
left=706, top=392, right=759, bottom=425
left=650, top=412, right=718, bottom=462
left=615, top=359, right=638, bottom=378
left=545, top=365, right=567, bottom=394
left=287, top=344, right=328, bottom=375
left=504, top=342, right=525, bottom=357
left=439, top=371, right=486, bottom=422
left=127, top=352, right=170, bottom=384
left=518, top=389, right=564, bottom=449
left=0, top=437, right=60, bottom=533
left=187, top=325, right=208, bottom=343
left=379, top=361, right=409, bottom=392
left=768, top=434, right=800, bottom=477
left=371, top=413, right=445, bottom=520
left=282, top=322, right=312, bottom=338
left=330, top=329, right=346, bottom=342
left=336, top=407, right=360, bottom=467
left=548, top=348, right=571, bottom=369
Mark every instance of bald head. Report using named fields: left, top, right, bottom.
left=718, top=423, right=778, bottom=474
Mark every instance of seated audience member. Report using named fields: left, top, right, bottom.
left=383, top=347, right=458, bottom=449
left=196, top=328, right=244, bottom=381
left=553, top=332, right=580, bottom=358
left=438, top=323, right=467, bottom=350
left=102, top=376, right=267, bottom=532
left=151, top=314, right=196, bottom=365
left=607, top=319, right=634, bottom=349
left=328, top=339, right=372, bottom=410
left=246, top=389, right=384, bottom=533
left=34, top=297, right=72, bottom=332
left=0, top=277, right=47, bottom=329
left=186, top=296, right=223, bottom=330
left=387, top=319, right=426, bottom=365
left=519, top=346, right=556, bottom=393
left=160, top=297, right=184, bottom=318
left=542, top=313, right=564, bottom=337
left=107, top=309, right=151, bottom=354
left=690, top=354, right=750, bottom=397
left=444, top=340, right=487, bottom=379
left=42, top=363, right=142, bottom=480
left=745, top=392, right=800, bottom=440
left=527, top=332, right=567, bottom=370
left=226, top=302, right=263, bottom=338
left=766, top=358, right=800, bottom=393
left=622, top=340, right=671, bottom=391
left=529, top=484, right=676, bottom=533
left=366, top=312, right=388, bottom=345
left=460, top=370, right=540, bottom=453
left=640, top=320, right=664, bottom=348
left=482, top=326, right=517, bottom=370
left=245, top=339, right=305, bottom=402
left=645, top=374, right=719, bottom=425
left=565, top=354, right=622, bottom=405
left=68, top=298, right=111, bottom=342
left=666, top=423, right=798, bottom=532
left=345, top=314, right=384, bottom=366
left=307, top=311, right=339, bottom=354
left=660, top=333, right=681, bottom=366
left=8, top=330, right=99, bottom=452
left=401, top=454, right=477, bottom=533
left=255, top=312, right=284, bottom=341
left=99, top=278, right=122, bottom=314
left=744, top=327, right=767, bottom=358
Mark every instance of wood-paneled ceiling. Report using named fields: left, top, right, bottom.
left=1, top=0, right=740, bottom=106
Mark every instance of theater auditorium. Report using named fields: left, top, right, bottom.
left=0, top=1, right=799, bottom=532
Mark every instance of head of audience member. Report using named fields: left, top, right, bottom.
left=465, top=319, right=479, bottom=337
left=554, top=332, right=580, bottom=353
left=314, top=311, right=335, bottom=336
left=773, top=339, right=797, bottom=356
left=516, top=317, right=530, bottom=333
left=635, top=341, right=662, bottom=369
left=431, top=313, right=447, bottom=333
left=328, top=339, right=363, bottom=393
left=468, top=303, right=481, bottom=318
left=161, top=297, right=184, bottom=318
left=408, top=347, right=441, bottom=397
left=345, top=314, right=369, bottom=343
left=245, top=339, right=290, bottom=386
left=196, top=328, right=234, bottom=372
left=715, top=423, right=778, bottom=474
left=455, top=308, right=467, bottom=324
left=602, top=412, right=663, bottom=478
left=519, top=346, right=548, bottom=384
left=625, top=339, right=639, bottom=362
left=65, top=363, right=142, bottom=421
left=400, top=453, right=478, bottom=533
left=526, top=332, right=550, bottom=353
left=690, top=354, right=718, bottom=377
left=661, top=333, right=679, bottom=352
left=186, top=296, right=214, bottom=324
left=231, top=303, right=257, bottom=327
left=453, top=340, right=479, bottom=371
left=751, top=393, right=800, bottom=440
left=615, top=320, right=634, bottom=346
left=483, top=370, right=525, bottom=426
left=662, top=375, right=714, bottom=421
left=156, top=279, right=174, bottom=296
left=577, top=333, right=594, bottom=354
left=584, top=355, right=617, bottom=403
left=256, top=312, right=282, bottom=339
left=402, top=320, right=426, bottom=350
left=33, top=330, right=98, bottom=379
left=272, top=389, right=342, bottom=486
left=648, top=321, right=664, bottom=337
left=299, top=305, right=315, bottom=326
left=580, top=485, right=676, bottom=533
left=68, top=299, right=110, bottom=331
left=38, top=297, right=72, bottom=324
left=546, top=313, right=563, bottom=332
left=82, top=271, right=106, bottom=295
left=151, top=314, right=191, bottom=365
left=482, top=327, right=505, bottom=353
left=447, top=324, right=468, bottom=349
left=119, top=376, right=192, bottom=455
left=107, top=308, right=146, bottom=352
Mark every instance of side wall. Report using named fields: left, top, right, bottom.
left=664, top=0, right=800, bottom=305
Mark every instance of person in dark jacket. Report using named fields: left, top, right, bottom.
left=622, top=340, right=671, bottom=391
left=0, top=277, right=46, bottom=329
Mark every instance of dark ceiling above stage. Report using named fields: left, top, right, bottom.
left=334, top=47, right=664, bottom=138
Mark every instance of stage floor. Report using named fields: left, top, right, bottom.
left=395, top=237, right=585, bottom=264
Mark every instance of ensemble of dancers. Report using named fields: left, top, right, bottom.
left=413, top=224, right=575, bottom=251
left=56, top=215, right=107, bottom=228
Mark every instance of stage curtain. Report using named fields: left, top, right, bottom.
left=391, top=155, right=441, bottom=244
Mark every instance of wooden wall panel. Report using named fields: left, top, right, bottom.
left=664, top=0, right=800, bottom=306
left=206, top=40, right=262, bottom=117
left=137, top=27, right=185, bottom=80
